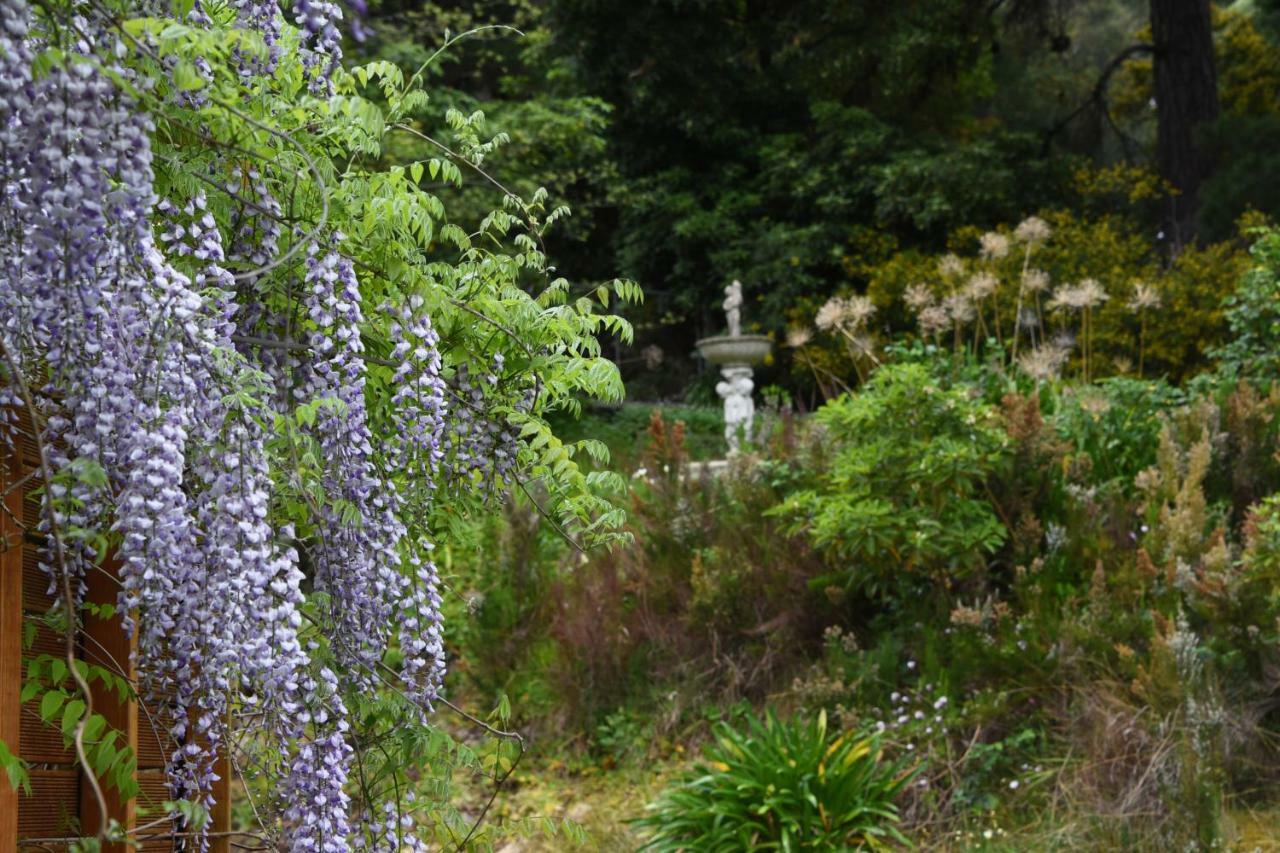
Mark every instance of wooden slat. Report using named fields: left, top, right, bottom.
left=6, top=403, right=40, bottom=467
left=22, top=546, right=56, bottom=614
left=135, top=701, right=175, bottom=770
left=21, top=485, right=40, bottom=532
left=136, top=769, right=171, bottom=811
left=19, top=702, right=75, bottom=766
left=210, top=737, right=231, bottom=853
left=80, top=559, right=137, bottom=852
left=19, top=614, right=77, bottom=771
left=136, top=770, right=178, bottom=852
left=17, top=769, right=79, bottom=841
left=1, top=440, right=23, bottom=853
left=22, top=617, right=66, bottom=659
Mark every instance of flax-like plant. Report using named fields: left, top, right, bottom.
left=636, top=710, right=911, bottom=851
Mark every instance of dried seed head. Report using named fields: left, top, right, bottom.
left=904, top=283, right=934, bottom=311
left=979, top=232, right=1011, bottom=260
left=1127, top=282, right=1162, bottom=312
left=1014, top=216, right=1051, bottom=245
left=937, top=253, right=965, bottom=279
left=1021, top=268, right=1050, bottom=294
left=786, top=327, right=813, bottom=348
left=964, top=272, right=998, bottom=301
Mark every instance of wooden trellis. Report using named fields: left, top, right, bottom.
left=1, top=409, right=230, bottom=851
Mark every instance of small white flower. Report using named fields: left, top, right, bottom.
left=1009, top=780, right=1020, bottom=790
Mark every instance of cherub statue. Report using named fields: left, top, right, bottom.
left=723, top=280, right=743, bottom=338
left=715, top=367, right=754, bottom=453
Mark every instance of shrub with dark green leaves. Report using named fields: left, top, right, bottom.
left=636, top=710, right=910, bottom=851
left=775, top=362, right=1009, bottom=600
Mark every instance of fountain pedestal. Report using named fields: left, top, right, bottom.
left=715, top=365, right=755, bottom=454
left=695, top=283, right=772, bottom=454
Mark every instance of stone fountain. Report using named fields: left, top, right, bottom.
left=696, top=280, right=772, bottom=454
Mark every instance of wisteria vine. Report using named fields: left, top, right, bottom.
left=0, top=0, right=552, bottom=848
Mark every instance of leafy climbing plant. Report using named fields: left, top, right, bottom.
left=0, top=0, right=635, bottom=848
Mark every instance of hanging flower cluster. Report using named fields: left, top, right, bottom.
left=441, top=353, right=531, bottom=493
left=0, top=0, right=505, bottom=848
left=302, top=245, right=446, bottom=706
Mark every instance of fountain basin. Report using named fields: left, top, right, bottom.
left=695, top=334, right=772, bottom=367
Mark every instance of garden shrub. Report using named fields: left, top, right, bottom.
left=777, top=363, right=1009, bottom=602
left=854, top=209, right=1250, bottom=387
left=1214, top=226, right=1280, bottom=383
left=636, top=710, right=910, bottom=851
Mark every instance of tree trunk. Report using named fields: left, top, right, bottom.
left=1151, top=0, right=1219, bottom=249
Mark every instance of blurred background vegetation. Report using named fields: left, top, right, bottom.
left=346, top=2, right=1280, bottom=848
left=364, top=0, right=1280, bottom=402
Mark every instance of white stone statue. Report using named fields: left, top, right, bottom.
left=715, top=366, right=755, bottom=453
left=723, top=280, right=743, bottom=338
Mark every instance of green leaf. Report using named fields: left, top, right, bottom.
left=39, top=689, right=65, bottom=722
left=61, top=698, right=87, bottom=738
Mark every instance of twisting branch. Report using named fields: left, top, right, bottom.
left=1040, top=43, right=1154, bottom=158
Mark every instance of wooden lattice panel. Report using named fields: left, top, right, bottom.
left=22, top=548, right=56, bottom=612
left=2, top=403, right=231, bottom=851
left=135, top=700, right=177, bottom=771
left=17, top=770, right=80, bottom=841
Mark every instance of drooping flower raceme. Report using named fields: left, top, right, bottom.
left=303, top=247, right=447, bottom=708
left=0, top=0, right=468, bottom=848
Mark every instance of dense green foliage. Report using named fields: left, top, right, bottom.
left=8, top=0, right=1274, bottom=846
left=434, top=228, right=1280, bottom=848
left=1214, top=227, right=1280, bottom=381
left=359, top=0, right=1280, bottom=401
left=777, top=364, right=1010, bottom=599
